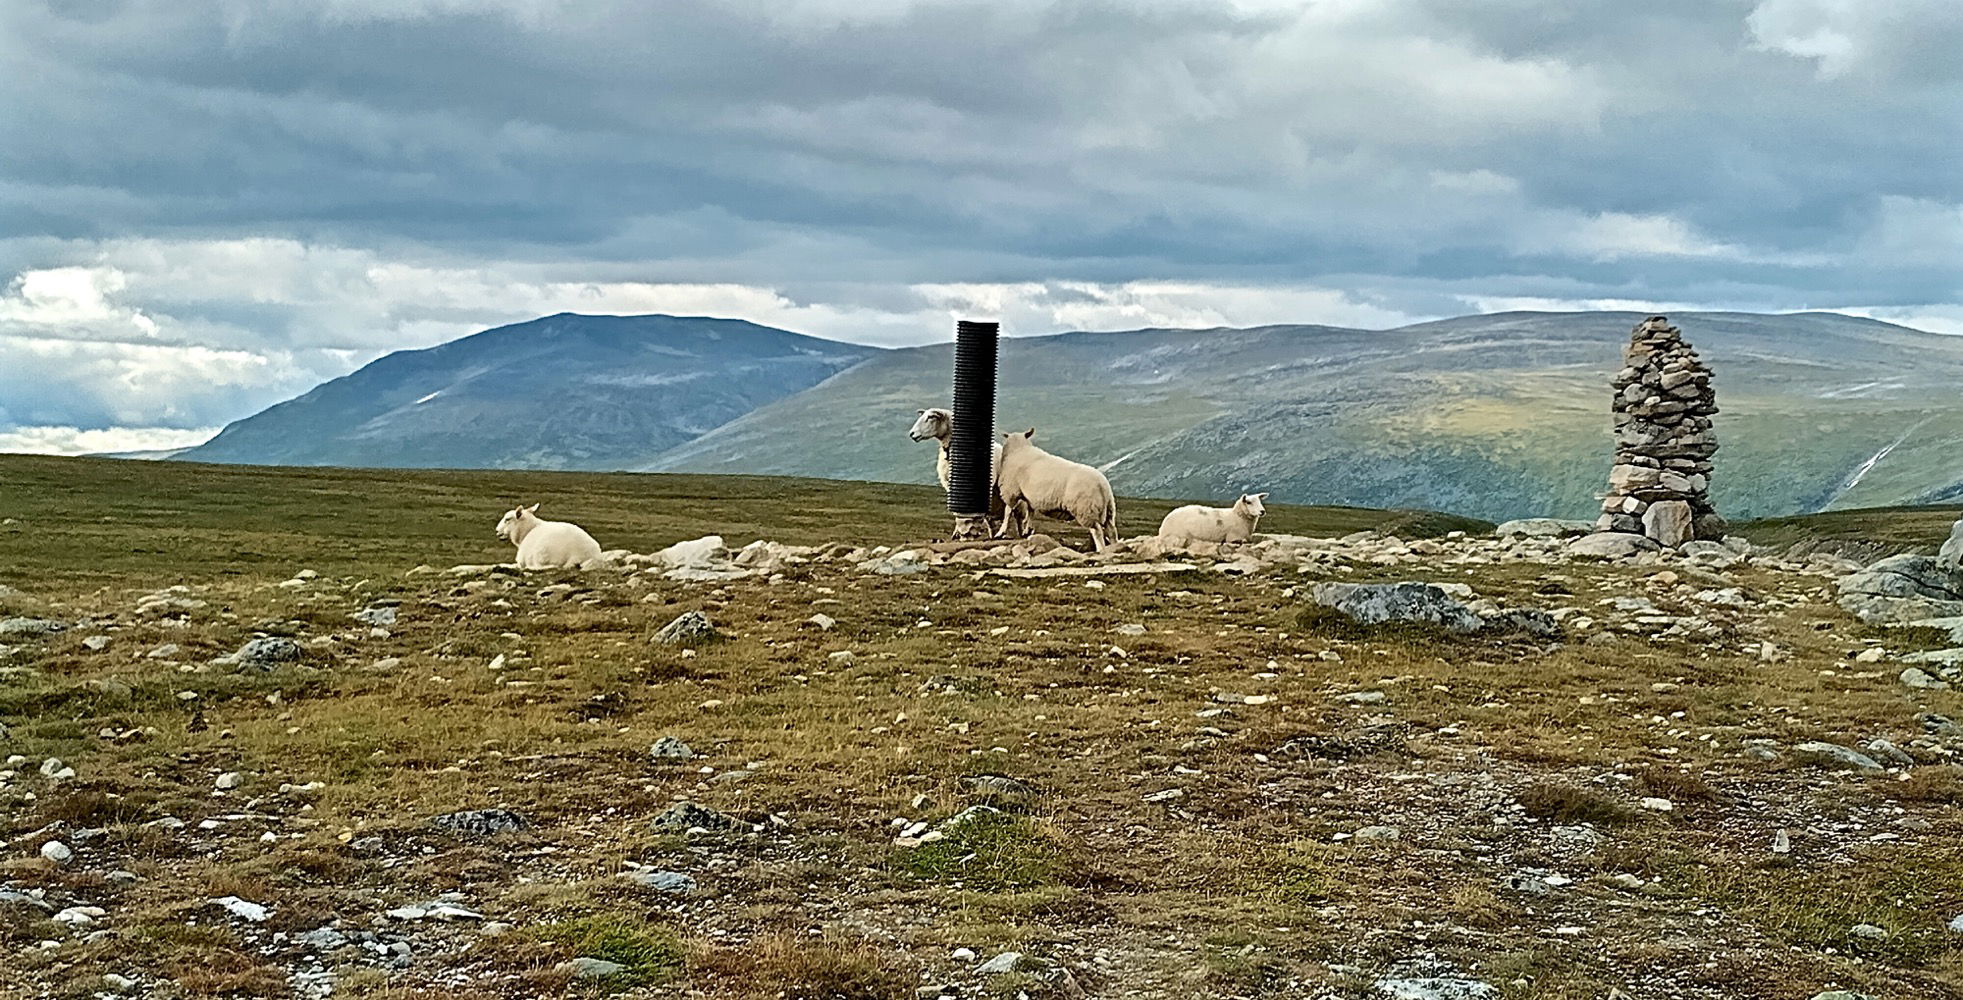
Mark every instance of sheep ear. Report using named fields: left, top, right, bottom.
left=1023, top=428, right=1036, bottom=438
left=525, top=503, right=540, bottom=513
left=916, top=409, right=925, bottom=415
left=1255, top=493, right=1269, bottom=501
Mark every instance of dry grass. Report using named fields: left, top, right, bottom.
left=1, top=456, right=1960, bottom=999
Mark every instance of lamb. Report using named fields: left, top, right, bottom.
left=993, top=428, right=1118, bottom=551
left=1158, top=493, right=1269, bottom=544
left=908, top=407, right=1006, bottom=524
left=494, top=503, right=608, bottom=570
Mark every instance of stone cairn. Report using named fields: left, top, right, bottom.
left=1596, top=316, right=1722, bottom=547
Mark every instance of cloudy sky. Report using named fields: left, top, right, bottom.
left=2, top=0, right=1960, bottom=454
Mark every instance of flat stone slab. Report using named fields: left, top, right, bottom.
left=989, top=561, right=1197, bottom=578
left=918, top=534, right=1062, bottom=555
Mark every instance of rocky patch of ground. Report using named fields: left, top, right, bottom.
left=4, top=514, right=1963, bottom=999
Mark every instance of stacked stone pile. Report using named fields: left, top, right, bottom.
left=1596, top=316, right=1722, bottom=547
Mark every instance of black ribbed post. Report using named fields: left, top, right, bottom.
left=947, top=320, right=999, bottom=534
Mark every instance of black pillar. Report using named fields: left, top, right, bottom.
left=947, top=320, right=999, bottom=521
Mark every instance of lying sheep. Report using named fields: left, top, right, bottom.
left=908, top=407, right=1006, bottom=524
left=494, top=503, right=608, bottom=570
left=1158, top=493, right=1268, bottom=544
left=994, top=428, right=1117, bottom=551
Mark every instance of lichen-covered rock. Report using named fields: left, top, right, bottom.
left=236, top=637, right=303, bottom=668
left=0, top=617, right=64, bottom=636
left=431, top=808, right=530, bottom=836
left=1310, top=583, right=1484, bottom=633
left=650, top=800, right=746, bottom=833
left=1791, top=741, right=1883, bottom=772
left=653, top=611, right=718, bottom=646
left=1494, top=518, right=1593, bottom=539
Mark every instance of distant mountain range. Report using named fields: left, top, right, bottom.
left=178, top=310, right=1963, bottom=521
left=179, top=314, right=876, bottom=470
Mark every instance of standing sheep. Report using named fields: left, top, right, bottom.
left=993, top=428, right=1118, bottom=551
left=907, top=407, right=1006, bottom=525
left=1158, top=493, right=1269, bottom=544
left=494, top=503, right=608, bottom=570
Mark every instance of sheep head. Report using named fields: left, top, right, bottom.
left=908, top=408, right=952, bottom=443
left=1237, top=493, right=1269, bottom=519
left=1000, top=427, right=1037, bottom=452
left=496, top=503, right=541, bottom=540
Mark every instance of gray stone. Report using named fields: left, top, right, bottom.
left=651, top=800, right=744, bottom=833
left=975, top=952, right=1023, bottom=975
left=0, top=617, right=64, bottom=636
left=235, top=637, right=303, bottom=668
left=1903, top=648, right=1963, bottom=667
left=962, top=774, right=1036, bottom=801
left=653, top=611, right=718, bottom=646
left=625, top=869, right=696, bottom=893
left=1642, top=500, right=1695, bottom=548
left=558, top=958, right=626, bottom=980
left=431, top=808, right=529, bottom=836
left=299, top=927, right=351, bottom=950
left=1353, top=825, right=1400, bottom=842
left=1864, top=739, right=1914, bottom=766
left=1494, top=518, right=1593, bottom=539
left=1791, top=741, right=1883, bottom=772
left=82, top=635, right=112, bottom=651
left=1567, top=532, right=1659, bottom=559
left=1839, top=554, right=1963, bottom=603
left=1308, top=582, right=1483, bottom=633
left=649, top=736, right=695, bottom=760
left=353, top=604, right=398, bottom=627
left=1374, top=978, right=1501, bottom=1000
left=1808, top=993, right=1875, bottom=1000
left=1481, top=608, right=1560, bottom=638
left=1901, top=667, right=1949, bottom=690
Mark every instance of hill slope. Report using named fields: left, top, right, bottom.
left=178, top=314, right=879, bottom=470
left=651, top=311, right=1963, bottom=521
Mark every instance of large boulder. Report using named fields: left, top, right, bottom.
left=1567, top=532, right=1660, bottom=560
left=1837, top=551, right=1963, bottom=624
left=1309, top=583, right=1484, bottom=633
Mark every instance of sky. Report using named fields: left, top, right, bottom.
left=2, top=0, right=1960, bottom=454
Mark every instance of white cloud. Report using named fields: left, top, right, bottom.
left=0, top=425, right=217, bottom=456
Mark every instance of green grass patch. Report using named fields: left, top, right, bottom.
left=892, top=811, right=1078, bottom=892
left=534, top=917, right=686, bottom=987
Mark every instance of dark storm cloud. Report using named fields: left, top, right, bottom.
left=0, top=0, right=1958, bottom=445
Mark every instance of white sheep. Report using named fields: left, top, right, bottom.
left=993, top=428, right=1118, bottom=551
left=1158, top=493, right=1269, bottom=544
left=494, top=503, right=608, bottom=570
left=908, top=407, right=1005, bottom=524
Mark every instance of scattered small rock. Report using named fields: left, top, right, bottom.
left=649, top=736, right=695, bottom=760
